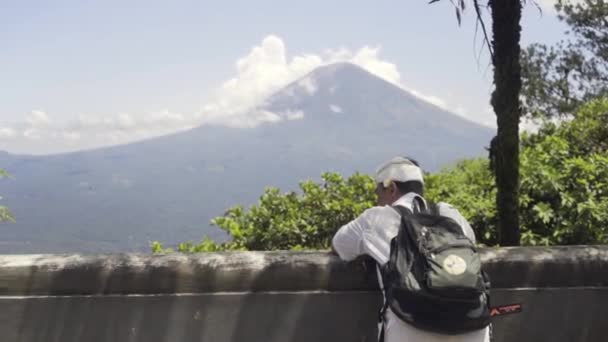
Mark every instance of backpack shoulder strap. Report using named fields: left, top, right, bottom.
left=392, top=194, right=427, bottom=215
left=412, top=195, right=426, bottom=213
left=391, top=205, right=412, bottom=217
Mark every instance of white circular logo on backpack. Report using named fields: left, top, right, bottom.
left=443, top=255, right=467, bottom=275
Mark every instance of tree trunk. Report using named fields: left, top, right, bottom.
left=490, top=0, right=522, bottom=246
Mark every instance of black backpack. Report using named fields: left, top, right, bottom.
left=378, top=201, right=491, bottom=335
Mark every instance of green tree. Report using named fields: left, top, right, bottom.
left=521, top=0, right=608, bottom=119
left=0, top=169, right=15, bottom=223
left=430, top=0, right=523, bottom=245
left=428, top=99, right=608, bottom=246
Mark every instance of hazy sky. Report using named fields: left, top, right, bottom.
left=1, top=0, right=568, bottom=154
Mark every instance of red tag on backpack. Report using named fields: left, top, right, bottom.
left=490, top=304, right=522, bottom=317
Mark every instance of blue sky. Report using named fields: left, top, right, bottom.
left=1, top=0, right=568, bottom=154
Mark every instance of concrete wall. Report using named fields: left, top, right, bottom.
left=0, top=246, right=606, bottom=342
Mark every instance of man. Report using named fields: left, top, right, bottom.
left=332, top=156, right=490, bottom=342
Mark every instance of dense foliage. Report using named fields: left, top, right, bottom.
left=428, top=99, right=608, bottom=246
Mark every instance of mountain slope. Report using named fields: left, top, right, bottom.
left=0, top=63, right=493, bottom=253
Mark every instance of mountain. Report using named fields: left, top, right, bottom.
left=0, top=63, right=494, bottom=253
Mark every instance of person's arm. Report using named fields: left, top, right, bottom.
left=331, top=212, right=368, bottom=261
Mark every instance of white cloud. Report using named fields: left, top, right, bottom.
left=63, top=110, right=194, bottom=139
left=25, top=110, right=51, bottom=127
left=116, top=113, right=136, bottom=130
left=329, top=105, right=343, bottom=113
left=0, top=127, right=16, bottom=138
left=196, top=35, right=324, bottom=128
left=283, top=110, right=305, bottom=121
left=196, top=36, right=409, bottom=128
left=345, top=46, right=401, bottom=85
left=145, top=110, right=187, bottom=128
left=23, top=128, right=42, bottom=140
left=62, top=131, right=81, bottom=141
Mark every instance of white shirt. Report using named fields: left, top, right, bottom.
left=332, top=193, right=490, bottom=342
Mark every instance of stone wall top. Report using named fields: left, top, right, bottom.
left=0, top=246, right=606, bottom=296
